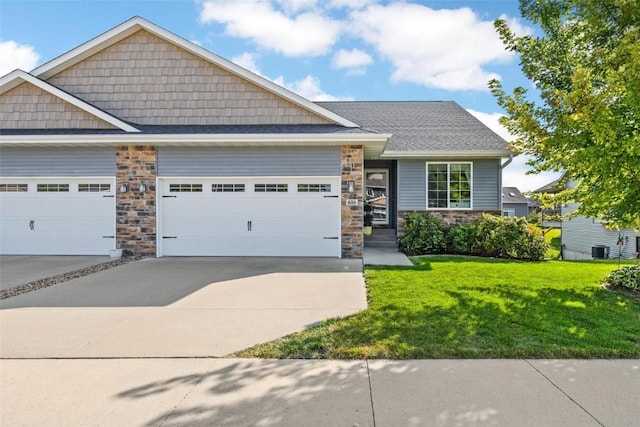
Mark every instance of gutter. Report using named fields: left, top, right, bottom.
left=501, top=154, right=514, bottom=169
left=380, top=150, right=513, bottom=159
left=0, top=133, right=392, bottom=146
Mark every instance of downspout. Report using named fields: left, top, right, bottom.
left=499, top=155, right=513, bottom=213
left=501, top=154, right=514, bottom=170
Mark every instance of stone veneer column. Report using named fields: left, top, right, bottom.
left=116, top=146, right=157, bottom=256
left=341, top=145, right=364, bottom=258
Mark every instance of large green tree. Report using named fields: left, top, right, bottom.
left=491, top=0, right=640, bottom=229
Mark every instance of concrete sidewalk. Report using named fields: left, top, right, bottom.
left=363, top=247, right=413, bottom=266
left=1, top=358, right=637, bottom=426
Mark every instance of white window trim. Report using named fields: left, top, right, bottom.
left=425, top=162, right=473, bottom=210
left=503, top=208, right=516, bottom=217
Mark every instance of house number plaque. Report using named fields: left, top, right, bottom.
left=346, top=199, right=358, bottom=206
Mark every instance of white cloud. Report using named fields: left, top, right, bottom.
left=467, top=108, right=561, bottom=191
left=503, top=155, right=562, bottom=192
left=500, top=14, right=534, bottom=38
left=200, top=0, right=341, bottom=56
left=231, top=52, right=262, bottom=75
left=466, top=109, right=513, bottom=142
left=328, top=0, right=374, bottom=9
left=229, top=52, right=350, bottom=101
left=275, top=0, right=316, bottom=14
left=0, top=40, right=40, bottom=76
left=350, top=4, right=532, bottom=91
left=273, top=74, right=353, bottom=101
left=332, top=48, right=372, bottom=74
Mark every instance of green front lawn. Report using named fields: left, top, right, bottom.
left=235, top=256, right=640, bottom=359
left=544, top=228, right=562, bottom=259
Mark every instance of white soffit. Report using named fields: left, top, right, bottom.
left=0, top=70, right=140, bottom=133
left=0, top=133, right=390, bottom=158
left=31, top=16, right=359, bottom=128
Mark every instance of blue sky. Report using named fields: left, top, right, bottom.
left=0, top=0, right=561, bottom=190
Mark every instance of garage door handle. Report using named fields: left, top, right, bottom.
left=29, top=220, right=35, bottom=231
left=163, top=236, right=178, bottom=239
left=103, top=195, right=115, bottom=198
left=323, top=237, right=339, bottom=240
left=102, top=236, right=115, bottom=238
left=247, top=221, right=252, bottom=231
left=324, top=195, right=339, bottom=198
left=163, top=195, right=177, bottom=198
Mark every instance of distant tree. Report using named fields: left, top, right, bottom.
left=490, top=0, right=640, bottom=229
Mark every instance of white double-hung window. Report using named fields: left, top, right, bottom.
left=426, top=162, right=472, bottom=209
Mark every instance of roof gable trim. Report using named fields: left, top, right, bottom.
left=0, top=70, right=140, bottom=133
left=31, top=16, right=358, bottom=128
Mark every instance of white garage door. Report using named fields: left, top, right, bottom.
left=159, top=177, right=341, bottom=257
left=0, top=178, right=116, bottom=255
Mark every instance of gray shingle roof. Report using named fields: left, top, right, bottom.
left=502, top=187, right=529, bottom=204
left=317, top=101, right=509, bottom=154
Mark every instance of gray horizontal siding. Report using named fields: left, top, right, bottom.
left=0, top=147, right=115, bottom=176
left=397, top=159, right=501, bottom=210
left=562, top=203, right=639, bottom=258
left=397, top=160, right=426, bottom=210
left=473, top=159, right=500, bottom=210
left=158, top=147, right=340, bottom=177
left=503, top=203, right=529, bottom=218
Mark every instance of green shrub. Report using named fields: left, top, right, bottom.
left=399, top=212, right=445, bottom=255
left=473, top=215, right=548, bottom=261
left=445, top=215, right=548, bottom=260
left=528, top=210, right=541, bottom=226
left=604, top=265, right=640, bottom=291
left=446, top=223, right=479, bottom=254
left=400, top=213, right=548, bottom=261
left=518, top=227, right=550, bottom=261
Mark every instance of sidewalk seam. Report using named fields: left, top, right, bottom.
left=157, top=361, right=216, bottom=427
left=366, top=360, right=377, bottom=427
left=524, top=359, right=604, bottom=427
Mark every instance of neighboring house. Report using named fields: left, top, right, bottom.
left=536, top=176, right=639, bottom=260
left=0, top=17, right=510, bottom=258
left=532, top=175, right=563, bottom=228
left=501, top=187, right=529, bottom=218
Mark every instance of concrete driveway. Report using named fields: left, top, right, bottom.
left=0, top=255, right=111, bottom=290
left=0, top=257, right=366, bottom=358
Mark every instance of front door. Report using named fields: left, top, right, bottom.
left=365, top=169, right=389, bottom=225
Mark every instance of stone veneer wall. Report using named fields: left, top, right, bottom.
left=397, top=210, right=501, bottom=236
left=116, top=146, right=157, bottom=256
left=341, top=145, right=364, bottom=258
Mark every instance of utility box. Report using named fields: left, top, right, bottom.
left=591, top=245, right=610, bottom=259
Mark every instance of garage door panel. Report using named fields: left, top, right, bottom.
left=162, top=236, right=337, bottom=257
left=164, top=219, right=248, bottom=237
left=160, top=178, right=340, bottom=257
left=29, top=217, right=114, bottom=233
left=1, top=235, right=114, bottom=255
left=0, top=179, right=115, bottom=255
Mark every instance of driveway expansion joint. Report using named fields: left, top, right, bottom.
left=157, top=362, right=216, bottom=427
left=0, top=256, right=145, bottom=300
left=524, top=359, right=605, bottom=427
left=365, top=360, right=377, bottom=427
